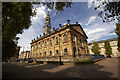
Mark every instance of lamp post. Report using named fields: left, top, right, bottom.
left=59, top=32, right=62, bottom=65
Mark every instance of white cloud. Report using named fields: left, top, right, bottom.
left=87, top=28, right=106, bottom=36
left=108, top=32, right=116, bottom=36
left=84, top=18, right=117, bottom=43
left=17, top=6, right=47, bottom=54
left=63, top=23, right=66, bottom=25
left=88, top=0, right=94, bottom=8
left=86, top=16, right=96, bottom=25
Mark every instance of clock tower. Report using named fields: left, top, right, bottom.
left=44, top=11, right=51, bottom=35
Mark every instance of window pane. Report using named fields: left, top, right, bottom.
left=44, top=52, right=46, bottom=55
left=56, top=50, right=58, bottom=54
left=45, top=42, right=47, bottom=47
left=56, top=37, right=58, bottom=44
left=50, top=51, right=52, bottom=55
left=41, top=43, right=42, bottom=48
left=50, top=40, right=52, bottom=46
left=63, top=34, right=67, bottom=42
left=40, top=53, right=41, bottom=55
left=64, top=48, right=67, bottom=52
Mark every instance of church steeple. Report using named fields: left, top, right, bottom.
left=44, top=11, right=51, bottom=35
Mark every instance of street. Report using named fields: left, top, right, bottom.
left=2, top=57, right=119, bottom=79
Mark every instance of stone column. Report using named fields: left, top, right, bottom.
left=68, top=31, right=73, bottom=56
left=75, top=36, right=78, bottom=56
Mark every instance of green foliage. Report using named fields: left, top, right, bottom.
left=104, top=40, right=112, bottom=56
left=93, top=1, right=120, bottom=23
left=75, top=58, right=92, bottom=62
left=2, top=2, right=35, bottom=60
left=34, top=2, right=72, bottom=14
left=115, top=23, right=120, bottom=52
left=91, top=41, right=101, bottom=55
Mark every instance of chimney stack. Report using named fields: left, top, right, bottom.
left=37, top=37, right=38, bottom=39
left=59, top=24, right=62, bottom=29
left=67, top=20, right=70, bottom=25
left=43, top=33, right=45, bottom=36
left=76, top=22, right=78, bottom=24
left=53, top=27, right=55, bottom=31
left=59, top=24, right=61, bottom=27
left=40, top=35, right=41, bottom=38
left=34, top=38, right=35, bottom=41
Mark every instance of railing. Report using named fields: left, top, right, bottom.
left=18, top=54, right=92, bottom=62
left=34, top=54, right=92, bottom=62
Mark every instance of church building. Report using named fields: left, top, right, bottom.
left=30, top=11, right=90, bottom=61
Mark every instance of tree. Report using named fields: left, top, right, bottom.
left=2, top=2, right=34, bottom=60
left=115, top=23, right=120, bottom=52
left=104, top=40, right=112, bottom=57
left=92, top=0, right=120, bottom=54
left=91, top=41, right=101, bottom=55
left=93, top=1, right=120, bottom=23
left=2, top=2, right=72, bottom=60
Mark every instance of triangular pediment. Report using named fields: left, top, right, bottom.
left=72, top=24, right=87, bottom=38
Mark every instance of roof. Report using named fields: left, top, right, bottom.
left=31, top=23, right=87, bottom=44
left=70, top=24, right=88, bottom=39
left=88, top=37, right=118, bottom=45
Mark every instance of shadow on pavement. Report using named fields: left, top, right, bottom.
left=2, top=60, right=117, bottom=79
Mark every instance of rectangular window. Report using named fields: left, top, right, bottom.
left=40, top=53, right=41, bottom=56
left=44, top=52, right=46, bottom=56
left=41, top=43, right=42, bottom=48
left=64, top=48, right=68, bottom=55
left=45, top=42, right=47, bottom=47
left=50, top=51, right=52, bottom=55
left=56, top=50, right=58, bottom=54
left=56, top=37, right=58, bottom=44
left=63, top=34, right=67, bottom=42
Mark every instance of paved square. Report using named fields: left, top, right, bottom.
left=2, top=58, right=119, bottom=79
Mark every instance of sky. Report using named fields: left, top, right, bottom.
left=17, top=2, right=117, bottom=54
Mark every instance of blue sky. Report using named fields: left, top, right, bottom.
left=17, top=2, right=117, bottom=53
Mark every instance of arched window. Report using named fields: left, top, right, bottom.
left=63, top=34, right=67, bottom=42
left=56, top=37, right=58, bottom=44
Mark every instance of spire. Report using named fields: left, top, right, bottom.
left=47, top=11, right=49, bottom=16
left=44, top=10, right=51, bottom=35
left=45, top=11, right=50, bottom=26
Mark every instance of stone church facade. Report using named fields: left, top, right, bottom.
left=29, top=11, right=90, bottom=61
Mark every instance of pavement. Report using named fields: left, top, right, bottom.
left=2, top=57, right=119, bottom=79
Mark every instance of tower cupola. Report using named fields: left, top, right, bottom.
left=44, top=11, right=51, bottom=35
